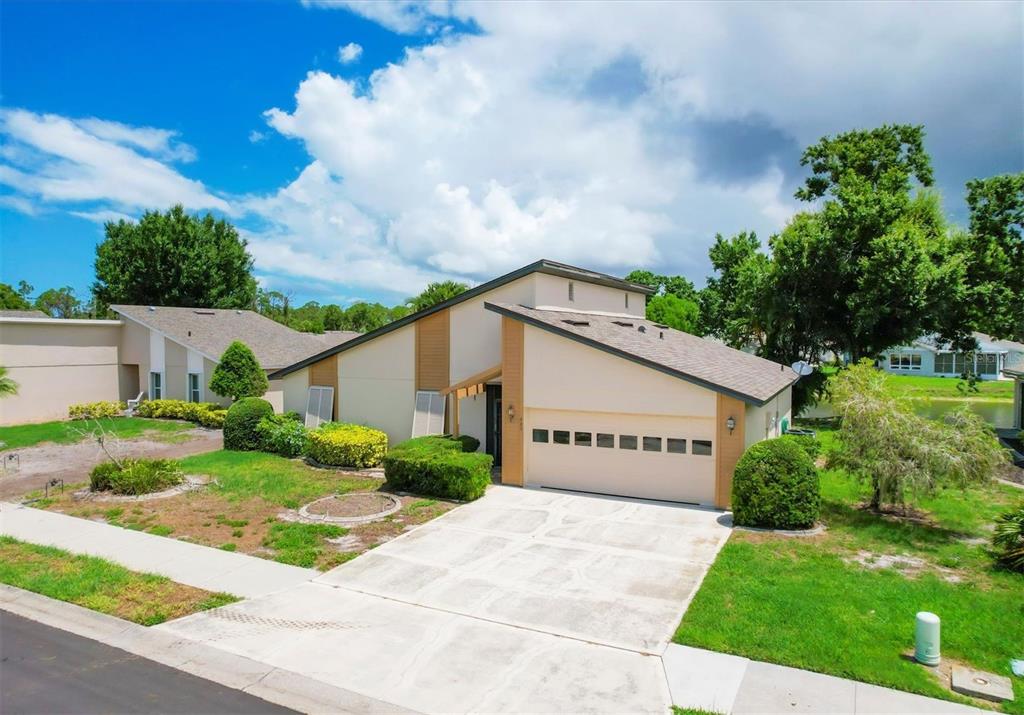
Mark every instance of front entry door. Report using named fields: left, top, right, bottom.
left=485, top=385, right=503, bottom=466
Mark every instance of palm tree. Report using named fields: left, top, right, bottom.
left=0, top=366, right=18, bottom=398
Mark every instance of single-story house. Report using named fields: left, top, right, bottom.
left=881, top=332, right=1024, bottom=380
left=0, top=307, right=358, bottom=425
left=268, top=260, right=797, bottom=508
left=1004, top=368, right=1024, bottom=430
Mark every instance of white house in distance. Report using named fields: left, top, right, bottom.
left=881, top=333, right=1024, bottom=380
left=0, top=307, right=357, bottom=425
left=268, top=260, right=797, bottom=508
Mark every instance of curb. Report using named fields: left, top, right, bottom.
left=0, top=584, right=417, bottom=715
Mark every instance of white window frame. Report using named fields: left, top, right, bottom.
left=888, top=352, right=921, bottom=371
left=187, top=372, right=203, bottom=403
left=149, top=371, right=163, bottom=400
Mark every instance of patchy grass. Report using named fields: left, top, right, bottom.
left=0, top=536, right=237, bottom=625
left=42, top=450, right=459, bottom=571
left=881, top=374, right=1014, bottom=401
left=675, top=432, right=1024, bottom=712
left=0, top=417, right=194, bottom=451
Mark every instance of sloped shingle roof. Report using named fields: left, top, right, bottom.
left=486, top=303, right=798, bottom=405
left=0, top=309, right=48, bottom=318
left=111, top=305, right=360, bottom=370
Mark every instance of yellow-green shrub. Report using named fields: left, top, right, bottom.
left=304, top=423, right=388, bottom=468
left=135, top=399, right=225, bottom=429
left=69, top=401, right=125, bottom=420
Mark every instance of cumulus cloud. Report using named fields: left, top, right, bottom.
left=0, top=109, right=230, bottom=215
left=304, top=0, right=454, bottom=34
left=248, top=129, right=268, bottom=143
left=338, top=42, right=363, bottom=63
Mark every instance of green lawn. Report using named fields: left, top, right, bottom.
left=179, top=450, right=380, bottom=508
left=675, top=429, right=1023, bottom=712
left=881, top=373, right=1014, bottom=400
left=0, top=417, right=194, bottom=450
left=0, top=536, right=237, bottom=625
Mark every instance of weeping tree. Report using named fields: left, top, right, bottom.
left=829, top=361, right=1008, bottom=510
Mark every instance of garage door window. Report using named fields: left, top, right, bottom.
left=574, top=432, right=592, bottom=446
left=619, top=435, right=637, bottom=450
left=667, top=438, right=687, bottom=454
left=643, top=436, right=662, bottom=452
left=532, top=429, right=549, bottom=443
left=553, top=430, right=570, bottom=445
left=693, top=440, right=713, bottom=456
left=596, top=433, right=614, bottom=448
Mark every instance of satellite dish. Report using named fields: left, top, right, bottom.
left=791, top=360, right=814, bottom=376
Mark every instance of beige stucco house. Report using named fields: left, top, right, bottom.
left=0, top=307, right=357, bottom=425
left=269, top=260, right=797, bottom=508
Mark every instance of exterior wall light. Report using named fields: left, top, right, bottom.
left=726, top=416, right=736, bottom=434
left=507, top=404, right=515, bottom=421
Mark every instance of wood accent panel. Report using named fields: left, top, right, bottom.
left=714, top=393, right=746, bottom=509
left=501, top=317, right=524, bottom=486
left=308, top=354, right=339, bottom=420
left=415, top=309, right=450, bottom=391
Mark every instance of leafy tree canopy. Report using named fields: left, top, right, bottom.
left=209, top=341, right=268, bottom=402
left=645, top=293, right=700, bottom=333
left=0, top=283, right=31, bottom=310
left=93, top=205, right=256, bottom=309
left=406, top=280, right=469, bottom=313
left=34, top=286, right=82, bottom=318
left=624, top=270, right=696, bottom=301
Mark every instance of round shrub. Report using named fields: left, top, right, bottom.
left=732, top=437, right=820, bottom=529
left=223, top=397, right=274, bottom=451
left=90, top=458, right=184, bottom=495
left=383, top=435, right=492, bottom=501
left=256, top=415, right=308, bottom=458
left=305, top=423, right=388, bottom=468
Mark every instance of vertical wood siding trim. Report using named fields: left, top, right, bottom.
left=501, top=317, right=525, bottom=486
left=715, top=393, right=746, bottom=508
left=415, top=309, right=450, bottom=391
left=308, top=354, right=339, bottom=419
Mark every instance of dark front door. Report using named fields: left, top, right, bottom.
left=485, top=385, right=503, bottom=466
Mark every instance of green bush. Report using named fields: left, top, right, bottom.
left=452, top=434, right=480, bottom=453
left=992, top=503, right=1024, bottom=572
left=781, top=433, right=821, bottom=461
left=223, top=397, right=275, bottom=451
left=209, top=341, right=268, bottom=401
left=197, top=408, right=226, bottom=429
left=384, top=435, right=493, bottom=501
left=134, top=399, right=226, bottom=430
left=304, top=423, right=388, bottom=468
left=256, top=415, right=308, bottom=458
left=69, top=401, right=125, bottom=420
left=732, top=437, right=820, bottom=529
left=90, top=458, right=184, bottom=495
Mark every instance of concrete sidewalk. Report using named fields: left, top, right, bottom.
left=0, top=502, right=316, bottom=598
left=664, top=644, right=984, bottom=714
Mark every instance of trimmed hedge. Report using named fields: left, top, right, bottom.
left=223, top=397, right=275, bottom=451
left=90, top=458, right=184, bottom=495
left=305, top=423, right=388, bottom=468
left=384, top=435, right=492, bottom=501
left=69, top=401, right=125, bottom=420
left=135, top=399, right=227, bottom=429
left=256, top=415, right=308, bottom=458
left=732, top=437, right=820, bottom=530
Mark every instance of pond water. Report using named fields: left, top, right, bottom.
left=801, top=398, right=1015, bottom=427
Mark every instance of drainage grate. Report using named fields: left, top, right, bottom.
left=209, top=609, right=357, bottom=631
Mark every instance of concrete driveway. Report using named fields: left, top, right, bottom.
left=157, top=486, right=731, bottom=713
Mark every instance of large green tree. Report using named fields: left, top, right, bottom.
left=93, top=205, right=256, bottom=309
left=0, top=283, right=31, bottom=310
left=406, top=280, right=469, bottom=313
left=209, top=341, right=268, bottom=401
left=625, top=270, right=701, bottom=334
left=34, top=286, right=82, bottom=318
left=698, top=231, right=770, bottom=348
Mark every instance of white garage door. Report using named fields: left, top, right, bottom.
left=524, top=409, right=717, bottom=505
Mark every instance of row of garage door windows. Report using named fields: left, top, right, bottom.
left=532, top=429, right=713, bottom=455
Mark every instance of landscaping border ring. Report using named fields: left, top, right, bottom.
left=71, top=474, right=208, bottom=503
left=297, top=492, right=401, bottom=525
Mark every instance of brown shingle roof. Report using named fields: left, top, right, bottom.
left=111, top=305, right=360, bottom=370
left=486, top=303, right=797, bottom=405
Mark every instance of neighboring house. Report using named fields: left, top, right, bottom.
left=269, top=260, right=797, bottom=508
left=0, top=309, right=48, bottom=318
left=1005, top=368, right=1024, bottom=430
left=881, top=332, right=1024, bottom=380
left=0, top=307, right=358, bottom=425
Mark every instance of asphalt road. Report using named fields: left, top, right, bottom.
left=0, top=610, right=296, bottom=715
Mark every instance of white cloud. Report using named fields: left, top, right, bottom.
left=249, top=129, right=268, bottom=143
left=304, top=0, right=453, bottom=34
left=338, top=42, right=363, bottom=64
left=0, top=109, right=230, bottom=215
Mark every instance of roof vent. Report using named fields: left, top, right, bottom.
left=659, top=331, right=664, bottom=339
left=638, top=325, right=646, bottom=334
left=235, top=310, right=242, bottom=315
left=612, top=321, right=634, bottom=328
left=563, top=319, right=589, bottom=327
left=147, top=306, right=155, bottom=312
left=187, top=330, right=192, bottom=337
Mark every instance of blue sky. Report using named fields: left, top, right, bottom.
left=1, top=0, right=1020, bottom=308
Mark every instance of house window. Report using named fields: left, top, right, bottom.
left=935, top=352, right=956, bottom=374
left=574, top=431, right=592, bottom=446
left=532, top=429, right=549, bottom=443
left=149, top=372, right=162, bottom=400
left=693, top=440, right=713, bottom=456
left=568, top=281, right=575, bottom=302
left=643, top=436, right=662, bottom=452
left=619, top=435, right=637, bottom=450
left=596, top=433, right=614, bottom=448
left=978, top=353, right=998, bottom=375
left=888, top=352, right=921, bottom=370
left=553, top=430, right=570, bottom=445
left=667, top=438, right=687, bottom=454
left=187, top=373, right=202, bottom=403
